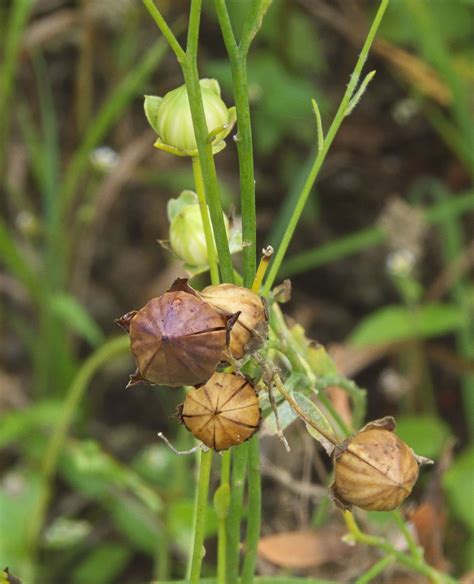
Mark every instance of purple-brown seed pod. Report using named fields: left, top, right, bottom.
left=116, top=279, right=237, bottom=388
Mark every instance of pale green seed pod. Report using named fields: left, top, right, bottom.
left=144, top=79, right=236, bottom=157
left=169, top=203, right=229, bottom=267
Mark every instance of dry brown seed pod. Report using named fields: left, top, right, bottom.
left=331, top=417, right=430, bottom=512
left=199, top=284, right=268, bottom=359
left=179, top=372, right=261, bottom=451
left=116, top=279, right=236, bottom=388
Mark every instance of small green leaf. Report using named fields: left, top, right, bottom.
left=395, top=415, right=450, bottom=459
left=443, top=446, right=474, bottom=532
left=49, top=293, right=104, bottom=346
left=0, top=401, right=62, bottom=449
left=72, top=543, right=131, bottom=584
left=349, top=303, right=463, bottom=346
left=292, top=392, right=336, bottom=456
left=0, top=471, right=42, bottom=576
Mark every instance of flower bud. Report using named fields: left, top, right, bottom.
left=179, top=372, right=261, bottom=451
left=116, top=279, right=237, bottom=388
left=331, top=417, right=430, bottom=511
left=144, top=79, right=236, bottom=157
left=169, top=191, right=229, bottom=267
left=199, top=284, right=268, bottom=359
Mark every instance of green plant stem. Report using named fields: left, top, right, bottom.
left=214, top=0, right=257, bottom=288
left=217, top=516, right=227, bottom=584
left=241, top=436, right=261, bottom=584
left=182, top=0, right=234, bottom=283
left=227, top=442, right=249, bottom=584
left=217, top=450, right=231, bottom=582
left=143, top=0, right=186, bottom=62
left=188, top=449, right=214, bottom=584
left=262, top=0, right=390, bottom=295
left=26, top=336, right=130, bottom=582
left=144, top=0, right=234, bottom=281
left=221, top=450, right=231, bottom=484
left=391, top=509, right=422, bottom=560
left=192, top=156, right=220, bottom=285
left=354, top=556, right=394, bottom=584
left=344, top=511, right=457, bottom=584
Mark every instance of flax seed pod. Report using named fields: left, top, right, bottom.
left=199, top=284, right=268, bottom=359
left=331, top=417, right=427, bottom=512
left=179, top=372, right=261, bottom=451
left=116, top=279, right=236, bottom=388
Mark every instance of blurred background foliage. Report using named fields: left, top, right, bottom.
left=0, top=0, right=473, bottom=582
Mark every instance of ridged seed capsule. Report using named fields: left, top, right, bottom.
left=116, top=279, right=236, bottom=388
left=179, top=372, right=261, bottom=451
left=331, top=417, right=429, bottom=511
left=199, top=284, right=268, bottom=359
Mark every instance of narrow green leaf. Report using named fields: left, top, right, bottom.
left=349, top=303, right=464, bottom=347
left=292, top=392, right=336, bottom=455
left=49, top=293, right=104, bottom=346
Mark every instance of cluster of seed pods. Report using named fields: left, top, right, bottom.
left=117, top=279, right=428, bottom=511
left=116, top=278, right=266, bottom=451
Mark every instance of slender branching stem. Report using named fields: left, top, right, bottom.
left=214, top=0, right=257, bottom=287
left=143, top=0, right=186, bottom=62
left=262, top=0, right=390, bottom=294
left=343, top=511, right=457, bottom=584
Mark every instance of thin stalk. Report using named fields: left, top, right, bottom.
left=343, top=511, right=457, bottom=584
left=181, top=0, right=234, bottom=283
left=391, top=509, right=422, bottom=560
left=214, top=0, right=257, bottom=287
left=142, top=0, right=186, bottom=62
left=226, top=442, right=249, bottom=584
left=217, top=450, right=231, bottom=582
left=188, top=449, right=214, bottom=584
left=262, top=0, right=390, bottom=295
left=354, top=556, right=394, bottom=584
left=192, top=156, right=220, bottom=285
left=217, top=512, right=227, bottom=584
left=221, top=450, right=231, bottom=484
left=230, top=57, right=257, bottom=288
left=241, top=436, right=261, bottom=584
left=26, top=336, right=130, bottom=582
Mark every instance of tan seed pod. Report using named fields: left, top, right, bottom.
left=116, top=279, right=236, bottom=388
left=179, top=372, right=261, bottom=451
left=199, top=284, right=268, bottom=359
left=331, top=417, right=429, bottom=512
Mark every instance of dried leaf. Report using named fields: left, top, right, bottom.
left=258, top=529, right=347, bottom=569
